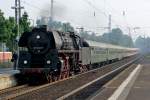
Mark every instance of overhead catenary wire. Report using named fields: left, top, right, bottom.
left=21, top=0, right=130, bottom=34
left=81, top=0, right=127, bottom=32
left=21, top=0, right=49, bottom=14
left=21, top=0, right=110, bottom=30
left=82, top=0, right=107, bottom=17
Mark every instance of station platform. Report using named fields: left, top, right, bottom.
left=0, top=68, right=19, bottom=75
left=126, top=56, right=150, bottom=100
left=88, top=55, right=150, bottom=100
left=0, top=68, right=19, bottom=90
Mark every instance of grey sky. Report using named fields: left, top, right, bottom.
left=1, top=0, right=150, bottom=40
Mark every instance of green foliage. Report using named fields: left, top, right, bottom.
left=0, top=10, right=8, bottom=42
left=61, top=22, right=74, bottom=32
left=80, top=31, right=101, bottom=41
left=101, top=28, right=134, bottom=47
left=0, top=62, right=13, bottom=68
left=80, top=28, right=134, bottom=47
left=0, top=9, right=31, bottom=51
left=5, top=17, right=17, bottom=51
left=20, top=12, right=31, bottom=33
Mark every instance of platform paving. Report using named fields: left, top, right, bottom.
left=88, top=62, right=139, bottom=100
left=126, top=56, right=150, bottom=100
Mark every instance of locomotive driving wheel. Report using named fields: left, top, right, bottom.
left=46, top=74, right=53, bottom=83
left=46, top=72, right=59, bottom=83
left=79, top=64, right=88, bottom=73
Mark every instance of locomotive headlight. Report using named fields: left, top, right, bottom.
left=36, top=35, right=40, bottom=39
left=47, top=60, right=51, bottom=64
left=24, top=60, right=28, bottom=64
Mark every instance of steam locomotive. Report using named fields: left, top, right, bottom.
left=16, top=26, right=138, bottom=82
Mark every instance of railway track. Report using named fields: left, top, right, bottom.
left=0, top=78, right=72, bottom=100
left=58, top=58, right=140, bottom=100
left=0, top=56, right=140, bottom=100
left=0, top=84, right=40, bottom=100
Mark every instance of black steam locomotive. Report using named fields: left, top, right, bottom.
left=17, top=26, right=89, bottom=81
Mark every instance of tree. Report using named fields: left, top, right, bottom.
left=0, top=10, right=8, bottom=42
left=100, top=28, right=134, bottom=47
left=120, top=34, right=133, bottom=47
left=20, top=12, right=31, bottom=33
left=101, top=28, right=123, bottom=45
left=0, top=10, right=31, bottom=51
left=62, top=23, right=74, bottom=32
left=7, top=12, right=31, bottom=51
left=5, top=17, right=17, bottom=51
left=78, top=28, right=134, bottom=47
